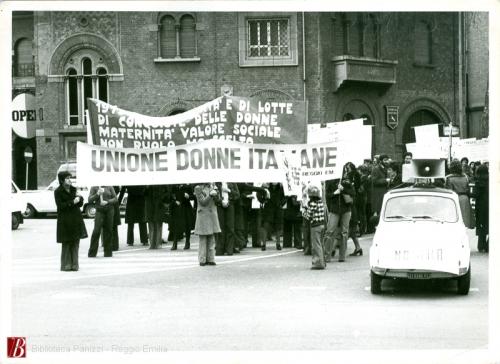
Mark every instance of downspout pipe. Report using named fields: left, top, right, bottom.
left=302, top=12, right=307, bottom=124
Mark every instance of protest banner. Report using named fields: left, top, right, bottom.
left=86, top=96, right=307, bottom=148
left=76, top=139, right=350, bottom=187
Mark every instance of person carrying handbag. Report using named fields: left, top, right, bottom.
left=323, top=163, right=355, bottom=262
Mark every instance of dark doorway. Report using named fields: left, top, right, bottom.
left=402, top=109, right=443, bottom=146
left=12, top=134, right=37, bottom=190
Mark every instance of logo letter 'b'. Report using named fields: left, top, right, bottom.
left=7, top=337, right=27, bottom=358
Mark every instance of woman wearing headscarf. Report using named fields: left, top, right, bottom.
left=54, top=171, right=87, bottom=271
left=445, top=159, right=474, bottom=229
left=474, top=163, right=489, bottom=252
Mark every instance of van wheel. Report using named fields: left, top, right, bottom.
left=84, top=204, right=96, bottom=218
left=457, top=266, right=471, bottom=295
left=371, top=271, right=382, bottom=294
left=23, top=204, right=36, bottom=218
left=12, top=213, right=20, bottom=230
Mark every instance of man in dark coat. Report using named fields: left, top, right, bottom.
left=144, top=185, right=170, bottom=249
left=261, top=183, right=286, bottom=251
left=283, top=195, right=303, bottom=249
left=118, top=185, right=149, bottom=246
left=215, top=182, right=240, bottom=255
left=474, top=163, right=489, bottom=252
left=169, top=184, right=195, bottom=250
left=54, top=171, right=88, bottom=271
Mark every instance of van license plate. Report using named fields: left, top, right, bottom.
left=407, top=272, right=431, bottom=279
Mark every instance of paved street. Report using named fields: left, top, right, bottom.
left=10, top=218, right=488, bottom=353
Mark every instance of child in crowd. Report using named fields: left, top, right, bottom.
left=306, top=185, right=326, bottom=270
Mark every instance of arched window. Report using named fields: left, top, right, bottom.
left=66, top=68, right=78, bottom=126
left=415, top=21, right=432, bottom=64
left=180, top=15, right=196, bottom=58
left=158, top=13, right=198, bottom=60
left=97, top=68, right=108, bottom=103
left=160, top=15, right=177, bottom=58
left=13, top=38, right=33, bottom=77
left=64, top=52, right=109, bottom=125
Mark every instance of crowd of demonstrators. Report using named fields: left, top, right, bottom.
left=54, top=171, right=87, bottom=271
left=53, top=149, right=489, bottom=272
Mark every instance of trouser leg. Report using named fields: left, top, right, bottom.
left=70, top=240, right=79, bottom=270
left=283, top=219, right=292, bottom=247
left=88, top=211, right=105, bottom=257
left=336, top=212, right=351, bottom=261
left=139, top=222, right=148, bottom=244
left=303, top=219, right=311, bottom=254
left=207, top=235, right=216, bottom=263
left=198, top=235, right=207, bottom=264
left=103, top=209, right=114, bottom=257
left=224, top=205, right=235, bottom=255
left=311, top=225, right=325, bottom=268
left=127, top=223, right=134, bottom=245
left=324, top=212, right=340, bottom=261
left=215, top=206, right=225, bottom=255
left=61, top=242, right=71, bottom=270
left=293, top=220, right=303, bottom=248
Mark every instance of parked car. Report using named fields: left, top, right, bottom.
left=22, top=179, right=96, bottom=218
left=369, top=186, right=471, bottom=295
left=11, top=181, right=26, bottom=230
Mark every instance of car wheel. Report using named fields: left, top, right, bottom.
left=23, top=204, right=36, bottom=218
left=457, top=265, right=471, bottom=295
left=84, top=204, right=96, bottom=218
left=371, top=271, right=383, bottom=294
left=12, top=213, right=20, bottom=230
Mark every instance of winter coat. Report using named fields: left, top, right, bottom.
left=262, top=183, right=286, bottom=223
left=169, top=184, right=195, bottom=234
left=474, top=172, right=489, bottom=235
left=193, top=184, right=221, bottom=235
left=325, top=178, right=355, bottom=215
left=370, top=164, right=389, bottom=214
left=118, top=185, right=147, bottom=224
left=284, top=196, right=302, bottom=221
left=54, top=185, right=88, bottom=243
left=144, top=185, right=171, bottom=223
left=446, top=174, right=474, bottom=228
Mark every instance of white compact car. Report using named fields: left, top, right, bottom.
left=369, top=186, right=471, bottom=295
left=22, top=179, right=96, bottom=218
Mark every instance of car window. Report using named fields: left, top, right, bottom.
left=384, top=195, right=458, bottom=223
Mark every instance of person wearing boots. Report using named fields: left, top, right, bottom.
left=261, top=183, right=285, bottom=251
left=118, top=185, right=149, bottom=246
left=215, top=182, right=240, bottom=256
left=283, top=195, right=303, bottom=249
left=88, top=185, right=117, bottom=257
left=169, top=184, right=195, bottom=250
left=324, top=164, right=355, bottom=263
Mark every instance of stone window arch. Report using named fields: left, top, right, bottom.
left=156, top=13, right=199, bottom=61
left=13, top=37, right=34, bottom=77
left=63, top=49, right=110, bottom=125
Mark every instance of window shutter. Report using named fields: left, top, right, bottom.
left=160, top=16, right=177, bottom=58
left=180, top=15, right=196, bottom=58
left=415, top=21, right=431, bottom=64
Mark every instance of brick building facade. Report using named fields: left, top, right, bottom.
left=11, top=11, right=489, bottom=188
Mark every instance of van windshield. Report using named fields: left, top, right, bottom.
left=384, top=195, right=458, bottom=223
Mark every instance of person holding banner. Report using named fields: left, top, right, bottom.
left=445, top=159, right=474, bottom=229
left=193, top=183, right=221, bottom=266
left=283, top=195, right=303, bottom=249
left=54, top=171, right=88, bottom=271
left=118, top=186, right=149, bottom=246
left=144, top=185, right=171, bottom=249
left=324, top=164, right=355, bottom=263
left=261, top=183, right=285, bottom=251
left=169, top=184, right=195, bottom=250
left=215, top=182, right=240, bottom=256
left=88, top=185, right=117, bottom=257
